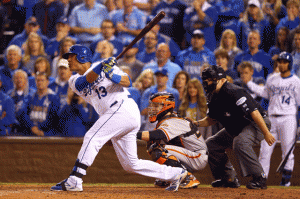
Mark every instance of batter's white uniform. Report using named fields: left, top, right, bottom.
left=247, top=73, right=300, bottom=177
left=68, top=62, right=184, bottom=181
left=157, top=117, right=208, bottom=171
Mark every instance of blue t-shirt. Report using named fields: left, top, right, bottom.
left=175, top=46, right=216, bottom=79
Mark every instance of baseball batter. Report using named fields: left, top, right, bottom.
left=137, top=93, right=208, bottom=189
left=246, top=52, right=300, bottom=186
left=50, top=44, right=188, bottom=192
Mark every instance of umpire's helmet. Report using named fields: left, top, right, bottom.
left=201, top=65, right=226, bottom=81
left=148, top=93, right=175, bottom=123
left=62, top=44, right=92, bottom=64
left=277, top=51, right=293, bottom=70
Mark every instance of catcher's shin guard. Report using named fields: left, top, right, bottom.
left=70, top=159, right=88, bottom=178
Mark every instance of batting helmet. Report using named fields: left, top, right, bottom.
left=148, top=92, right=175, bottom=123
left=277, top=51, right=293, bottom=70
left=62, top=44, right=92, bottom=64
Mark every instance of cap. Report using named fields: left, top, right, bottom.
left=248, top=0, right=260, bottom=8
left=154, top=68, right=168, bottom=77
left=26, top=16, right=39, bottom=26
left=57, top=58, right=69, bottom=68
left=57, top=16, right=68, bottom=24
left=192, top=29, right=204, bottom=38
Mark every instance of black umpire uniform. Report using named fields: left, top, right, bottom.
left=199, top=65, right=273, bottom=189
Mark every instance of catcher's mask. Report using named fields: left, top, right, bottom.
left=148, top=93, right=175, bottom=123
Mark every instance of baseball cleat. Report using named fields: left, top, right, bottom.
left=165, top=169, right=188, bottom=192
left=211, top=177, right=240, bottom=188
left=246, top=174, right=267, bottom=189
left=154, top=179, right=170, bottom=188
left=180, top=173, right=200, bottom=189
left=51, top=177, right=83, bottom=192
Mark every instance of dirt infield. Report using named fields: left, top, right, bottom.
left=0, top=184, right=299, bottom=199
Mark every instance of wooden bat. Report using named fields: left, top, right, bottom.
left=276, top=131, right=300, bottom=173
left=115, top=11, right=166, bottom=60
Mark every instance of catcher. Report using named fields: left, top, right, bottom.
left=137, top=92, right=208, bottom=189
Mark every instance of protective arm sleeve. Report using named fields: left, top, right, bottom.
left=137, top=129, right=167, bottom=141
left=247, top=81, right=269, bottom=99
left=75, top=76, right=89, bottom=92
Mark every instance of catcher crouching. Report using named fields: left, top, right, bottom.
left=137, top=93, right=208, bottom=189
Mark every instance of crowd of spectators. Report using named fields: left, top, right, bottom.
left=0, top=0, right=299, bottom=137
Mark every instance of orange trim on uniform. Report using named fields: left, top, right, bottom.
left=166, top=148, right=202, bottom=159
left=158, top=128, right=170, bottom=141
left=156, top=116, right=179, bottom=127
left=156, top=156, right=167, bottom=164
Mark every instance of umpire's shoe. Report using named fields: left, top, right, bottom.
left=165, top=169, right=188, bottom=192
left=51, top=176, right=83, bottom=192
left=246, top=173, right=267, bottom=189
left=211, top=177, right=240, bottom=188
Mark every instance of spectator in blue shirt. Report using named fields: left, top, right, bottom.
left=268, top=26, right=289, bottom=61
left=22, top=32, right=51, bottom=76
left=136, top=31, right=158, bottom=65
left=291, top=29, right=300, bottom=77
left=183, top=0, right=218, bottom=51
left=8, top=69, right=36, bottom=136
left=19, top=72, right=61, bottom=136
left=261, top=0, right=287, bottom=48
left=237, top=0, right=272, bottom=53
left=118, top=43, right=144, bottom=82
left=214, top=29, right=243, bottom=70
left=48, top=58, right=72, bottom=109
left=68, top=0, right=109, bottom=47
left=46, top=17, right=77, bottom=59
left=214, top=0, right=244, bottom=43
left=8, top=16, right=49, bottom=51
left=137, top=19, right=181, bottom=61
left=0, top=77, right=16, bottom=136
left=143, top=43, right=182, bottom=88
left=51, top=36, right=76, bottom=79
left=215, top=49, right=239, bottom=80
left=234, top=30, right=273, bottom=79
left=89, top=19, right=124, bottom=56
left=28, top=57, right=55, bottom=90
left=175, top=29, right=216, bottom=80
left=275, top=0, right=300, bottom=36
left=58, top=88, right=93, bottom=137
left=111, top=0, right=146, bottom=44
left=233, top=61, right=265, bottom=104
left=32, top=0, right=64, bottom=39
left=0, top=45, right=30, bottom=94
left=91, top=40, right=115, bottom=62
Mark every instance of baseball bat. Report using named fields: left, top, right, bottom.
left=115, top=11, right=166, bottom=60
left=276, top=132, right=300, bottom=173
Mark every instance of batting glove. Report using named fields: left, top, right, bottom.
left=102, top=57, right=117, bottom=79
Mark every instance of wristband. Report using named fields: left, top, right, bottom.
left=110, top=73, right=122, bottom=84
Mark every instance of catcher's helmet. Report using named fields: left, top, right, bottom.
left=277, top=51, right=293, bottom=70
left=201, top=65, right=226, bottom=81
left=62, top=44, right=92, bottom=64
left=148, top=93, right=175, bottom=123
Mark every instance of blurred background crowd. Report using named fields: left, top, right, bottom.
left=0, top=0, right=299, bottom=138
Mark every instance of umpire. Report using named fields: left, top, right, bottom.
left=193, top=65, right=275, bottom=189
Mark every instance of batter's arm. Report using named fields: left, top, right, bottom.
left=250, top=110, right=275, bottom=146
